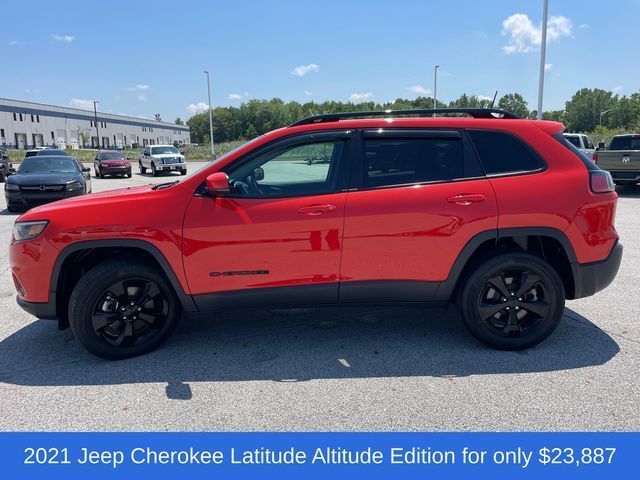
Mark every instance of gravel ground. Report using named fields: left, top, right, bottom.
left=0, top=163, right=638, bottom=431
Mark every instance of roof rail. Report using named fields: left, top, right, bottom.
left=290, top=108, right=521, bottom=127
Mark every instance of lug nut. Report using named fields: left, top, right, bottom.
left=505, top=307, right=510, bottom=310
left=510, top=292, right=515, bottom=296
left=515, top=306, right=520, bottom=310
left=518, top=297, right=522, bottom=301
left=123, top=316, right=127, bottom=319
left=121, top=307, right=126, bottom=311
left=138, top=307, right=142, bottom=311
left=503, top=298, right=507, bottom=302
left=130, top=302, right=135, bottom=306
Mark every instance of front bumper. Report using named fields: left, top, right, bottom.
left=572, top=242, right=623, bottom=299
left=100, top=165, right=132, bottom=175
left=155, top=162, right=186, bottom=172
left=5, top=187, right=84, bottom=210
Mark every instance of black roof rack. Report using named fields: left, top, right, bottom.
left=290, top=108, right=521, bottom=127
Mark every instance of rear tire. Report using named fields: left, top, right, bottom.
left=457, top=251, right=564, bottom=350
left=180, top=169, right=187, bottom=176
left=68, top=259, right=182, bottom=359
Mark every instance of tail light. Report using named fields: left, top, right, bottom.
left=592, top=153, right=598, bottom=164
left=590, top=170, right=615, bottom=193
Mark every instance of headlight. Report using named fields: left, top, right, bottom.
left=5, top=183, right=20, bottom=191
left=66, top=181, right=83, bottom=191
left=13, top=221, right=48, bottom=241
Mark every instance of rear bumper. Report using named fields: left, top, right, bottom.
left=16, top=295, right=57, bottom=320
left=609, top=171, right=640, bottom=182
left=572, top=242, right=623, bottom=299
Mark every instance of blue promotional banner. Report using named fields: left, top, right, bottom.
left=0, top=432, right=637, bottom=479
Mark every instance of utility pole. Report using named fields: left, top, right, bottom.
left=433, top=65, right=439, bottom=117
left=600, top=110, right=610, bottom=126
left=93, top=101, right=100, bottom=149
left=536, top=0, right=549, bottom=120
left=204, top=70, right=215, bottom=158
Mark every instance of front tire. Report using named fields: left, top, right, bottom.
left=139, top=161, right=147, bottom=174
left=68, top=259, right=182, bottom=359
left=457, top=251, right=565, bottom=350
left=152, top=162, right=159, bottom=177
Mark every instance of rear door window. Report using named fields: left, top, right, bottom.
left=360, top=131, right=482, bottom=188
left=468, top=130, right=544, bottom=175
left=564, top=136, right=581, bottom=148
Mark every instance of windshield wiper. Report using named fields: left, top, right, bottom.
left=151, top=180, right=179, bottom=190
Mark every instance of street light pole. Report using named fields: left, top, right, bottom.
left=433, top=65, right=439, bottom=117
left=93, top=101, right=100, bottom=149
left=600, top=110, right=611, bottom=125
left=536, top=0, right=549, bottom=120
left=204, top=70, right=215, bottom=158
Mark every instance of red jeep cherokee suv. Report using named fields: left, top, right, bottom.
left=9, top=109, right=623, bottom=359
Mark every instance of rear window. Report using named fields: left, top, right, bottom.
left=363, top=137, right=478, bottom=188
left=468, top=130, right=543, bottom=175
left=564, top=135, right=581, bottom=148
left=609, top=136, right=640, bottom=150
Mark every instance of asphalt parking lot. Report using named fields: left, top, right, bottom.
left=0, top=162, right=638, bottom=431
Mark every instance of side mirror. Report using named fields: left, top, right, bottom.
left=8, top=167, right=16, bottom=175
left=82, top=167, right=90, bottom=173
left=205, top=172, right=230, bottom=195
left=597, top=142, right=606, bottom=151
left=126, top=156, right=130, bottom=160
left=144, top=152, right=149, bottom=156
left=95, top=157, right=99, bottom=161
left=253, top=166, right=265, bottom=181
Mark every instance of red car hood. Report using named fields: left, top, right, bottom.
left=20, top=184, right=156, bottom=217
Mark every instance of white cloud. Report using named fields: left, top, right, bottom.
left=405, top=85, right=431, bottom=96
left=137, top=94, right=147, bottom=102
left=579, top=23, right=589, bottom=29
left=501, top=13, right=572, bottom=54
left=304, top=90, right=313, bottom=96
left=545, top=63, right=552, bottom=71
left=69, top=98, right=94, bottom=110
left=349, top=92, right=374, bottom=102
left=51, top=34, right=75, bottom=43
left=478, top=95, right=494, bottom=101
left=127, top=84, right=149, bottom=91
left=186, top=102, right=209, bottom=115
left=613, top=86, right=624, bottom=93
left=291, top=63, right=320, bottom=76
left=228, top=93, right=243, bottom=100
left=9, top=40, right=27, bottom=46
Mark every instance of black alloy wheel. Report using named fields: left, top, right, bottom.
left=92, top=278, right=168, bottom=348
left=478, top=269, right=549, bottom=338
left=69, top=259, right=181, bottom=359
left=458, top=251, right=564, bottom=350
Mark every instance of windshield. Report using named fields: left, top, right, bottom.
left=151, top=146, right=179, bottom=155
left=609, top=135, right=640, bottom=150
left=100, top=153, right=126, bottom=160
left=18, top=157, right=79, bottom=174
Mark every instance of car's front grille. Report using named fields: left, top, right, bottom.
left=20, top=185, right=66, bottom=192
left=163, top=157, right=179, bottom=164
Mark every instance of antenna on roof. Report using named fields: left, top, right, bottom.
left=490, top=90, right=498, bottom=109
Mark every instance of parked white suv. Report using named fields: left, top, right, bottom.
left=138, top=145, right=187, bottom=176
left=563, top=133, right=596, bottom=158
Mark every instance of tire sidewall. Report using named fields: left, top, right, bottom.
left=460, top=252, right=565, bottom=350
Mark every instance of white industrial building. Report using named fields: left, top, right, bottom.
left=0, top=98, right=190, bottom=150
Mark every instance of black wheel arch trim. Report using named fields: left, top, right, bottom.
left=435, top=226, right=579, bottom=302
left=50, top=239, right=197, bottom=316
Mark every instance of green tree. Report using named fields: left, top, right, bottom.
left=564, top=88, right=617, bottom=132
left=174, top=117, right=184, bottom=125
left=497, top=93, right=530, bottom=117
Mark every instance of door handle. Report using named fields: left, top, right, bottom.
left=297, top=204, right=337, bottom=215
left=447, top=193, right=486, bottom=206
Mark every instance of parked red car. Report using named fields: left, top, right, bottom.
left=9, top=109, right=622, bottom=359
left=94, top=150, right=132, bottom=178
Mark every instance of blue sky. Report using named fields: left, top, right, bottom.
left=2, top=0, right=638, bottom=121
